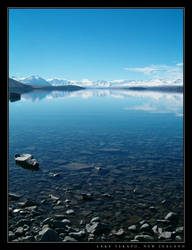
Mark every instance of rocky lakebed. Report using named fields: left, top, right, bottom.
left=8, top=184, right=184, bottom=243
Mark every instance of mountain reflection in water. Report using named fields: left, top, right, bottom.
left=19, top=89, right=183, bottom=117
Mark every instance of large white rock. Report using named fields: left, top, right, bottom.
left=14, top=153, right=39, bottom=169
left=14, top=154, right=32, bottom=163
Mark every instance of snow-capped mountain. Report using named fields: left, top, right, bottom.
left=12, top=75, right=183, bottom=88
left=46, top=78, right=74, bottom=86
left=18, top=76, right=51, bottom=86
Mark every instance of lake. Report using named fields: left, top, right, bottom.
left=8, top=88, right=184, bottom=242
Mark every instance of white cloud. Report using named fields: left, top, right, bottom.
left=124, top=64, right=183, bottom=81
left=124, top=104, right=155, bottom=111
left=176, top=62, right=183, bottom=66
left=124, top=66, right=161, bottom=75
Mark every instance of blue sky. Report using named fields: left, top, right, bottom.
left=9, top=8, right=183, bottom=81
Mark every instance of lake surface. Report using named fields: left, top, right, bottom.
left=8, top=88, right=184, bottom=241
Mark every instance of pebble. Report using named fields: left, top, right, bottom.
left=64, top=199, right=71, bottom=203
left=8, top=207, right=13, bottom=215
left=15, top=227, right=24, bottom=236
left=53, top=214, right=67, bottom=219
left=13, top=208, right=22, bottom=213
left=23, top=224, right=30, bottom=231
left=156, top=219, right=170, bottom=224
left=176, top=226, right=184, bottom=234
left=8, top=231, right=15, bottom=241
left=95, top=167, right=102, bottom=171
left=53, top=206, right=65, bottom=210
left=140, top=223, right=151, bottom=232
left=128, top=225, right=137, bottom=231
left=69, top=230, right=86, bottom=239
left=61, top=219, right=71, bottom=225
left=158, top=231, right=172, bottom=240
left=21, top=236, right=35, bottom=242
left=90, top=217, right=100, bottom=223
left=17, top=202, right=27, bottom=208
left=102, top=193, right=111, bottom=198
left=88, top=233, right=95, bottom=241
left=139, top=220, right=146, bottom=225
left=66, top=209, right=75, bottom=215
left=79, top=220, right=85, bottom=225
left=158, top=227, right=163, bottom=234
left=86, top=222, right=108, bottom=234
left=9, top=192, right=22, bottom=200
left=175, top=235, right=182, bottom=241
left=49, top=194, right=60, bottom=201
left=114, top=228, right=124, bottom=236
left=20, top=210, right=29, bottom=215
left=53, top=173, right=60, bottom=177
left=164, top=212, right=177, bottom=221
left=152, top=225, right=158, bottom=234
left=149, top=206, right=156, bottom=211
left=39, top=228, right=60, bottom=242
left=25, top=205, right=37, bottom=211
left=134, top=235, right=154, bottom=241
left=63, top=236, right=77, bottom=242
left=16, top=219, right=31, bottom=226
left=56, top=200, right=62, bottom=205
left=161, top=199, right=168, bottom=205
left=42, top=217, right=53, bottom=226
left=42, top=224, right=50, bottom=230
left=81, top=193, right=93, bottom=200
left=41, top=199, right=47, bottom=204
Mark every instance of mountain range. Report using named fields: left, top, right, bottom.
left=9, top=77, right=84, bottom=95
left=12, top=75, right=183, bottom=88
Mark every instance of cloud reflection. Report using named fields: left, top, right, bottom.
left=20, top=89, right=183, bottom=116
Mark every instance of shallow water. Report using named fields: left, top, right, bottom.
left=9, top=89, right=184, bottom=238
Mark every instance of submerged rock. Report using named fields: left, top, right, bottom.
left=15, top=227, right=24, bottom=236
left=95, top=167, right=102, bottom=171
left=16, top=219, right=32, bottom=227
left=9, top=192, right=22, bottom=201
left=175, top=235, right=182, bottom=241
left=128, top=225, right=137, bottom=231
left=49, top=194, right=60, bottom=201
left=113, top=228, right=124, bottom=236
left=90, top=217, right=100, bottom=223
left=175, top=226, right=184, bottom=234
left=81, top=193, right=93, bottom=201
left=63, top=236, right=77, bottom=242
left=152, top=225, right=158, bottom=235
left=140, top=223, right=151, bottom=232
left=8, top=231, right=15, bottom=241
left=61, top=219, right=71, bottom=225
left=39, top=228, right=60, bottom=242
left=86, top=221, right=108, bottom=234
left=102, top=193, right=111, bottom=198
left=158, top=231, right=172, bottom=240
left=164, top=212, right=177, bottom=221
left=66, top=209, right=75, bottom=215
left=53, top=173, right=60, bottom=177
left=69, top=230, right=86, bottom=239
left=42, top=217, right=53, bottom=226
left=134, top=235, right=154, bottom=242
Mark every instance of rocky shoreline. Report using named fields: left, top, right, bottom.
left=8, top=192, right=183, bottom=243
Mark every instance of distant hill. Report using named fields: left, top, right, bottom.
left=32, top=85, right=84, bottom=91
left=121, top=86, right=183, bottom=93
left=9, top=78, right=33, bottom=93
left=9, top=78, right=84, bottom=94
